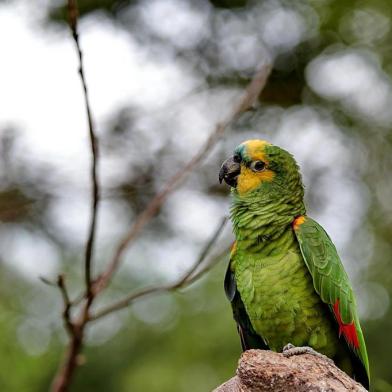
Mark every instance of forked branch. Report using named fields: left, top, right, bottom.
left=50, top=1, right=272, bottom=390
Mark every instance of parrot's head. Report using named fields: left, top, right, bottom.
left=219, top=139, right=304, bottom=200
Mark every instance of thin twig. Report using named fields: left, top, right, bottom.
left=57, top=275, right=74, bottom=336
left=90, top=217, right=228, bottom=321
left=51, top=2, right=99, bottom=391
left=181, top=245, right=230, bottom=286
left=93, top=64, right=272, bottom=294
left=52, top=6, right=272, bottom=387
left=51, top=275, right=84, bottom=392
left=39, top=276, right=57, bottom=287
left=68, top=0, right=100, bottom=296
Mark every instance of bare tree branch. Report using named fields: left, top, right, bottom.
left=50, top=3, right=272, bottom=389
left=179, top=245, right=230, bottom=287
left=51, top=1, right=100, bottom=390
left=93, top=63, right=272, bottom=294
left=51, top=273, right=86, bottom=392
left=68, top=0, right=100, bottom=297
left=57, top=274, right=74, bottom=336
left=51, top=324, right=84, bottom=392
left=89, top=216, right=228, bottom=321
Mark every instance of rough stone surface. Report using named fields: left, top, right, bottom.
left=213, top=350, right=367, bottom=392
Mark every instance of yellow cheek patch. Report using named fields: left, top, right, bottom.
left=242, top=139, right=271, bottom=161
left=236, top=165, right=275, bottom=195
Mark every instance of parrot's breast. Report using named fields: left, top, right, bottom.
left=234, top=236, right=339, bottom=357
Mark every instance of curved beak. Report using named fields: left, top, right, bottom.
left=219, top=157, right=241, bottom=187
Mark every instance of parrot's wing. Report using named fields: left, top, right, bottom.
left=224, top=242, right=269, bottom=351
left=293, top=216, right=370, bottom=385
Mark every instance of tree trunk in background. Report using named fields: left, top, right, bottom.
left=214, top=350, right=366, bottom=392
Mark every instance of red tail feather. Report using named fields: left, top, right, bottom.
left=333, top=299, right=359, bottom=349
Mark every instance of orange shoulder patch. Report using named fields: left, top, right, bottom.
left=293, top=215, right=306, bottom=230
left=230, top=241, right=237, bottom=258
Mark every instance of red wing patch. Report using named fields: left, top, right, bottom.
left=333, top=299, right=359, bottom=349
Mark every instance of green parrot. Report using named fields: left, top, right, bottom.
left=219, top=139, right=370, bottom=389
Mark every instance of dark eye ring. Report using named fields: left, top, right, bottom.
left=250, top=160, right=266, bottom=172
left=233, top=154, right=242, bottom=163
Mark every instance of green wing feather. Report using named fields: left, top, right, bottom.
left=225, top=243, right=269, bottom=351
left=293, top=216, right=370, bottom=383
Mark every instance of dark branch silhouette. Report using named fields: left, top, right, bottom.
left=49, top=2, right=272, bottom=390
left=51, top=0, right=99, bottom=390
left=67, top=0, right=100, bottom=296
left=70, top=0, right=100, bottom=297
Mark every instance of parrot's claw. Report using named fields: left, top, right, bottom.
left=282, top=343, right=334, bottom=364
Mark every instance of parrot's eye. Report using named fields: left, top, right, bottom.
left=233, top=154, right=242, bottom=163
left=250, top=160, right=266, bottom=172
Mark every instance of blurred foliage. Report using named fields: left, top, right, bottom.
left=1, top=0, right=392, bottom=391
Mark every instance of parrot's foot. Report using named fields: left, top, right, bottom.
left=282, top=343, right=334, bottom=364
